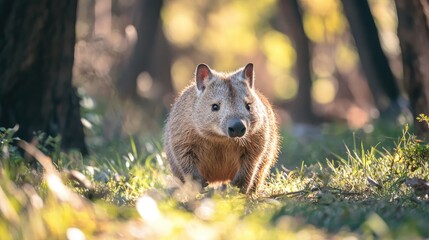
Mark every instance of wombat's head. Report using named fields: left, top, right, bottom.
left=192, top=63, right=266, bottom=141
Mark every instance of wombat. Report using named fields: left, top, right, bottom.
left=163, top=63, right=280, bottom=194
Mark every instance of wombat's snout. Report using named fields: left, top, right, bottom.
left=227, top=118, right=246, bottom=138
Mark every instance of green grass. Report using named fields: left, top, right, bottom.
left=1, top=121, right=429, bottom=239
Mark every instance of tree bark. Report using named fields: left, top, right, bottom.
left=0, top=0, right=87, bottom=153
left=395, top=0, right=429, bottom=139
left=341, top=0, right=401, bottom=114
left=278, top=0, right=321, bottom=124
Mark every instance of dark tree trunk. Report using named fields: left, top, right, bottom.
left=278, top=0, right=321, bottom=124
left=341, top=0, right=400, bottom=114
left=395, top=0, right=429, bottom=139
left=0, top=0, right=87, bottom=153
left=118, top=0, right=174, bottom=113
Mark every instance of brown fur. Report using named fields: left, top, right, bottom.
left=163, top=63, right=280, bottom=194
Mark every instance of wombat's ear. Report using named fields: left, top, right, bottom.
left=242, top=63, right=254, bottom=88
left=195, top=63, right=212, bottom=92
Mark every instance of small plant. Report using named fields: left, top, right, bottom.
left=416, top=113, right=429, bottom=129
left=0, top=127, right=28, bottom=182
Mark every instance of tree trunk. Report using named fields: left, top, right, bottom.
left=341, top=0, right=401, bottom=114
left=118, top=0, right=174, bottom=110
left=278, top=0, right=321, bottom=124
left=395, top=0, right=429, bottom=139
left=0, top=0, right=87, bottom=153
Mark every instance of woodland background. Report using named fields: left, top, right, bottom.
left=2, top=0, right=429, bottom=151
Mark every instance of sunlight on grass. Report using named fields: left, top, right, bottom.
left=1, top=122, right=429, bottom=238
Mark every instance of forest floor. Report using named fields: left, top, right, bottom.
left=1, top=119, right=429, bottom=239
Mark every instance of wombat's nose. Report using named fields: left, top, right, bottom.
left=227, top=119, right=246, bottom=138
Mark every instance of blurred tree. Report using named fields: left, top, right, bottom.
left=0, top=0, right=87, bottom=153
left=119, top=0, right=174, bottom=115
left=341, top=0, right=401, bottom=115
left=278, top=0, right=321, bottom=124
left=395, top=0, right=429, bottom=138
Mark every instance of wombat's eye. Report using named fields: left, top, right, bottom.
left=212, top=104, right=220, bottom=111
left=246, top=103, right=251, bottom=111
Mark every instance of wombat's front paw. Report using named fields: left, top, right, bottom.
left=219, top=183, right=227, bottom=191
left=204, top=183, right=244, bottom=199
left=231, top=177, right=247, bottom=193
left=191, top=171, right=208, bottom=188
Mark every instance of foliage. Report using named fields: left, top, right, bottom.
left=1, top=121, right=429, bottom=239
left=417, top=113, right=429, bottom=129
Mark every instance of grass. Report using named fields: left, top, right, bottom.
left=1, top=120, right=429, bottom=239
